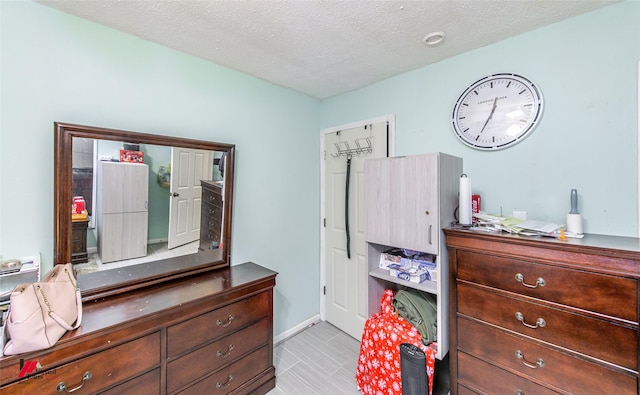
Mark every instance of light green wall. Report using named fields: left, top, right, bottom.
left=0, top=1, right=320, bottom=338
left=322, top=1, right=640, bottom=237
left=1, top=1, right=639, bottom=341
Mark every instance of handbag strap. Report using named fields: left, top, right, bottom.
left=47, top=288, right=83, bottom=331
left=36, top=265, right=82, bottom=331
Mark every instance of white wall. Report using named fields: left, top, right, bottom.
left=322, top=1, right=640, bottom=237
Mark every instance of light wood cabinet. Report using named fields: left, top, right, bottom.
left=0, top=262, right=277, bottom=395
left=365, top=152, right=462, bottom=360
left=445, top=228, right=639, bottom=394
left=96, top=161, right=149, bottom=263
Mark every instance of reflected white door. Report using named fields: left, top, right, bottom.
left=324, top=122, right=388, bottom=340
left=168, top=148, right=213, bottom=249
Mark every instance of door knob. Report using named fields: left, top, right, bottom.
left=171, top=192, right=179, bottom=197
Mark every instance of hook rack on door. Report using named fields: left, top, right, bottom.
left=331, top=137, right=373, bottom=158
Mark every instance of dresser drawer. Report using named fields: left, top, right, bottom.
left=203, top=200, right=223, bottom=221
left=458, top=317, right=637, bottom=394
left=176, top=345, right=270, bottom=395
left=457, top=385, right=481, bottom=395
left=458, top=352, right=561, bottom=395
left=167, top=291, right=270, bottom=358
left=457, top=250, right=638, bottom=322
left=167, top=318, right=269, bottom=393
left=458, top=283, right=637, bottom=369
left=100, top=368, right=161, bottom=395
left=5, top=332, right=160, bottom=394
left=200, top=213, right=221, bottom=240
left=203, top=188, right=223, bottom=208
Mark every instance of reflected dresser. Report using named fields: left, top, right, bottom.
left=445, top=228, right=639, bottom=395
left=0, top=262, right=277, bottom=394
left=200, top=180, right=224, bottom=251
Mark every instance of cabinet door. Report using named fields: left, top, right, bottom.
left=365, top=154, right=439, bottom=254
left=99, top=162, right=149, bottom=214
left=99, top=212, right=148, bottom=263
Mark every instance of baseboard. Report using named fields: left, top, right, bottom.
left=273, top=314, right=320, bottom=345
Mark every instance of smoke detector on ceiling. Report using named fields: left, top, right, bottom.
left=423, top=31, right=446, bottom=47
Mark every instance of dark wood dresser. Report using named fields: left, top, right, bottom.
left=71, top=218, right=89, bottom=264
left=445, top=228, right=639, bottom=395
left=200, top=180, right=224, bottom=251
left=0, top=262, right=277, bottom=395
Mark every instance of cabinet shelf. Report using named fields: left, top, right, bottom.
left=369, top=268, right=438, bottom=295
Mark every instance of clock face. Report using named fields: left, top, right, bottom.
left=452, top=73, right=543, bottom=151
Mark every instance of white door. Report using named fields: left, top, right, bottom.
left=168, top=148, right=213, bottom=249
left=323, top=120, right=390, bottom=340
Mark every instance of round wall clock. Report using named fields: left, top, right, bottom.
left=451, top=73, right=544, bottom=151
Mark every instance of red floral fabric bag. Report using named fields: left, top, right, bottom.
left=356, top=289, right=436, bottom=395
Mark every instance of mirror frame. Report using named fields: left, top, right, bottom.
left=54, top=122, right=235, bottom=300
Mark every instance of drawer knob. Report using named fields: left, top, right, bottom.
left=216, top=374, right=234, bottom=390
left=217, top=343, right=235, bottom=358
left=515, top=312, right=546, bottom=329
left=515, top=273, right=545, bottom=288
left=56, top=371, right=92, bottom=393
left=515, top=350, right=545, bottom=369
left=216, top=314, right=235, bottom=327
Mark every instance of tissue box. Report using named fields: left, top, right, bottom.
left=379, top=252, right=405, bottom=270
left=389, top=265, right=431, bottom=284
left=380, top=248, right=437, bottom=283
left=400, top=256, right=436, bottom=272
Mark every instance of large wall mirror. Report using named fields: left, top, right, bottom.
left=54, top=122, right=235, bottom=300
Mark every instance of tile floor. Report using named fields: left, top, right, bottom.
left=74, top=240, right=198, bottom=275
left=268, top=321, right=363, bottom=395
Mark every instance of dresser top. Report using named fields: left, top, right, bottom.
left=445, top=227, right=640, bottom=252
left=444, top=227, right=640, bottom=277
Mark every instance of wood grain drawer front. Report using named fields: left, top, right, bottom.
left=203, top=187, right=223, bottom=208
left=457, top=250, right=638, bottom=322
left=100, top=368, right=161, bottom=395
left=167, top=318, right=269, bottom=393
left=458, top=318, right=637, bottom=394
left=168, top=291, right=270, bottom=358
left=458, top=352, right=561, bottom=395
left=200, top=212, right=221, bottom=239
left=458, top=283, right=638, bottom=370
left=203, top=201, right=223, bottom=221
left=176, top=345, right=271, bottom=395
left=4, top=332, right=160, bottom=394
left=457, top=385, right=483, bottom=395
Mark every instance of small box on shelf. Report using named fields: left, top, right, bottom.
left=378, top=248, right=438, bottom=284
left=389, top=265, right=430, bottom=283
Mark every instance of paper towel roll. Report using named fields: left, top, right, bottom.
left=459, top=174, right=472, bottom=225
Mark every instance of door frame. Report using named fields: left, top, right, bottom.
left=319, top=114, right=396, bottom=321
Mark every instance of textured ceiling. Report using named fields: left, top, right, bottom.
left=37, top=0, right=617, bottom=99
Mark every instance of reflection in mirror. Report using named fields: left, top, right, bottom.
left=71, top=137, right=227, bottom=276
left=55, top=123, right=235, bottom=300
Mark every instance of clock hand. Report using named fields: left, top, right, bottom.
left=477, top=97, right=498, bottom=136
